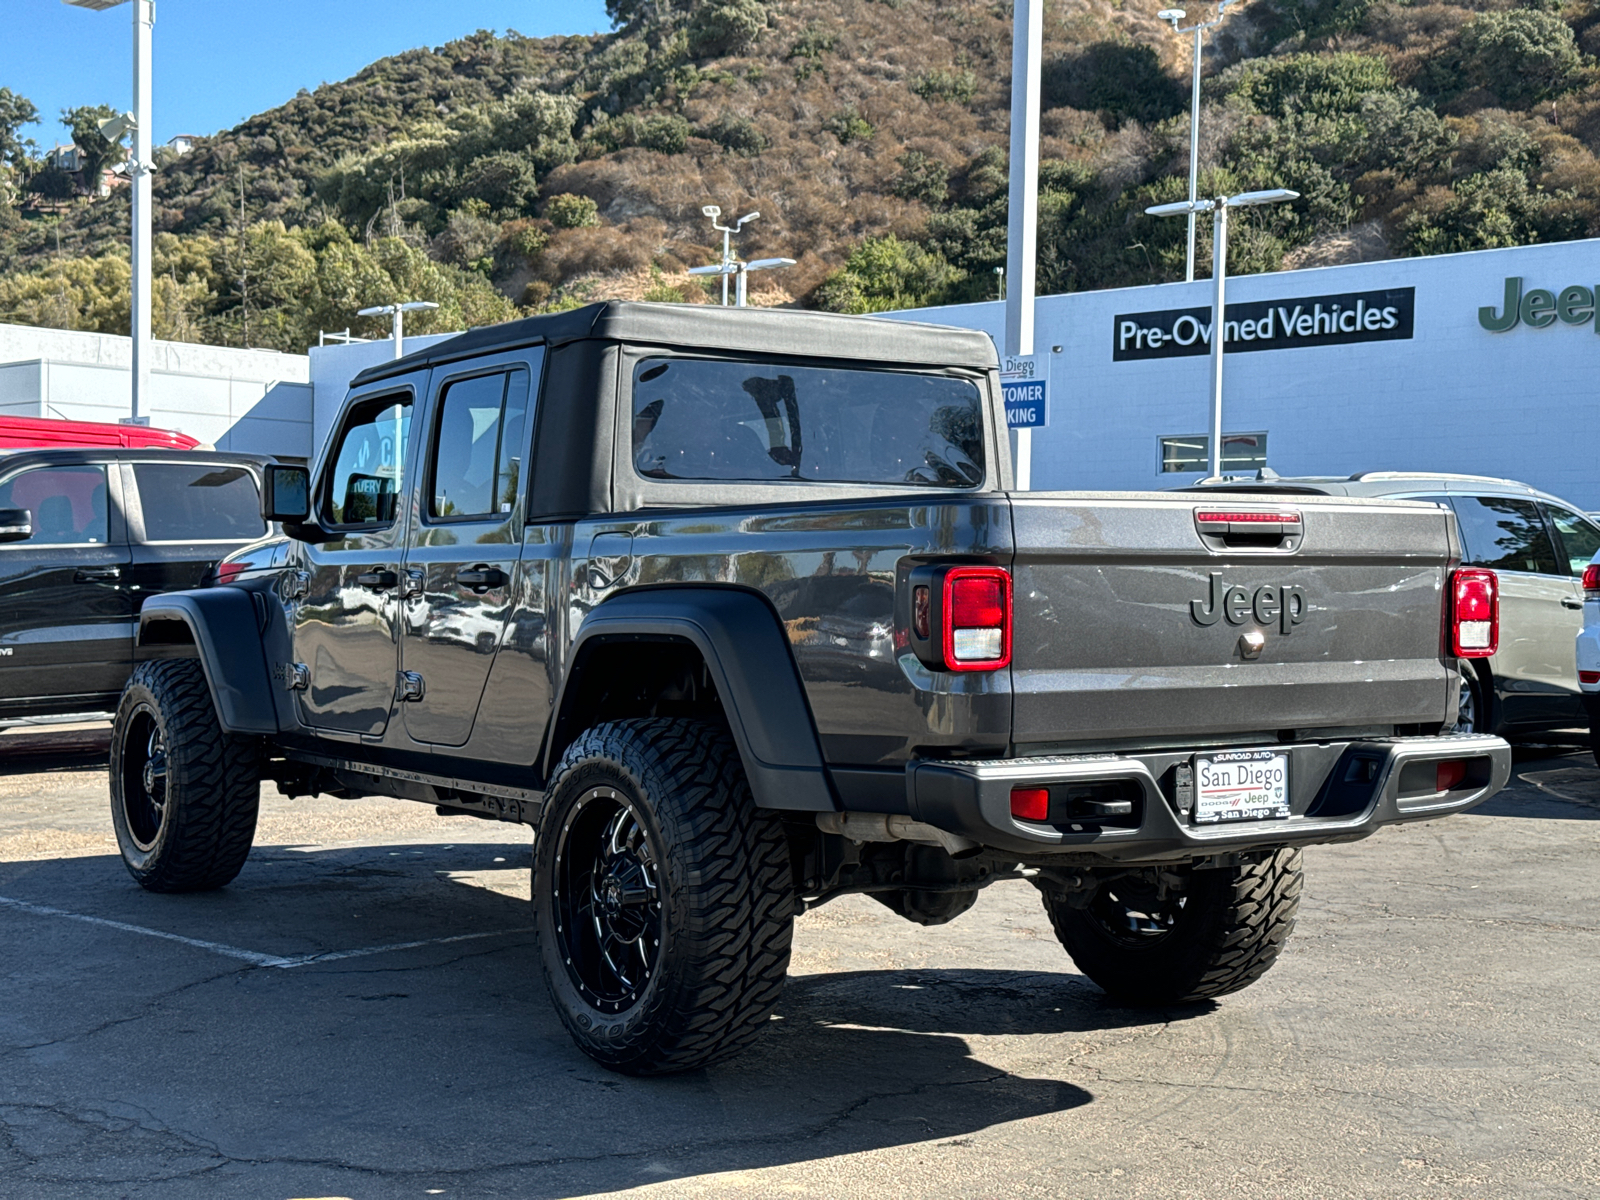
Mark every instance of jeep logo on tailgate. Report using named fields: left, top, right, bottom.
left=1190, top=572, right=1306, bottom=633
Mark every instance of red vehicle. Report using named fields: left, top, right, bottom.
left=0, top=415, right=200, bottom=451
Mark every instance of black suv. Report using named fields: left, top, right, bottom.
left=0, top=448, right=270, bottom=725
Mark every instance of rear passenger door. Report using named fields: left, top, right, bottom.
left=400, top=352, right=539, bottom=747
left=0, top=461, right=132, bottom=715
left=123, top=459, right=267, bottom=607
left=1450, top=494, right=1578, bottom=728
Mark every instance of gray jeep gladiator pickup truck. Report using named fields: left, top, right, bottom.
left=111, top=302, right=1512, bottom=1075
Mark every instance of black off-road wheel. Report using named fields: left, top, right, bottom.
left=533, top=718, right=795, bottom=1075
left=110, top=660, right=261, bottom=892
left=1042, top=849, right=1302, bottom=1006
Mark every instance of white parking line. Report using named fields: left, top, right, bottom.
left=0, top=895, right=533, bottom=970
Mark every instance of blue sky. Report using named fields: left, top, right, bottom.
left=2, top=0, right=613, bottom=149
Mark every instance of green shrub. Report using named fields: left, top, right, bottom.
left=455, top=151, right=540, bottom=215
left=912, top=68, right=978, bottom=105
left=1400, top=167, right=1585, bottom=254
left=699, top=113, right=767, bottom=156
left=892, top=150, right=948, bottom=206
left=824, top=107, right=874, bottom=145
left=1223, top=53, right=1395, bottom=119
left=545, top=193, right=601, bottom=229
left=635, top=113, right=691, bottom=154
left=813, top=235, right=963, bottom=312
left=688, top=0, right=767, bottom=57
left=1460, top=10, right=1582, bottom=107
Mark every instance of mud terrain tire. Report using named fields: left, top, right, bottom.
left=1043, top=849, right=1302, bottom=1005
left=533, top=718, right=795, bottom=1075
left=110, top=659, right=261, bottom=892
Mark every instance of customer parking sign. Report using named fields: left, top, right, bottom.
left=1001, top=354, right=1049, bottom=428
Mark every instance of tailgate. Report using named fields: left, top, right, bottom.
left=1009, top=493, right=1455, bottom=749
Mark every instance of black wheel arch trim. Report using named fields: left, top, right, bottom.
left=136, top=589, right=278, bottom=735
left=546, top=586, right=838, bottom=812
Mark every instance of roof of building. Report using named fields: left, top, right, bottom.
left=349, top=301, right=1000, bottom=388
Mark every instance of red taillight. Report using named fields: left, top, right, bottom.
left=1011, top=787, right=1050, bottom=822
left=942, top=566, right=1011, bottom=670
left=1436, top=760, right=1468, bottom=792
left=1450, top=568, right=1498, bottom=658
left=1581, top=671, right=1600, bottom=685
left=213, top=561, right=247, bottom=587
left=1583, top=563, right=1600, bottom=598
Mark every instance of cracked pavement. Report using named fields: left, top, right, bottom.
left=0, top=736, right=1596, bottom=1199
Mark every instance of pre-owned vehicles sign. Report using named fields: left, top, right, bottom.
left=1113, top=287, right=1415, bottom=362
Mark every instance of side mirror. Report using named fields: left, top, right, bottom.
left=261, top=464, right=311, bottom=524
left=0, top=508, right=32, bottom=544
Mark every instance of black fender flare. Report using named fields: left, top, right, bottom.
left=546, top=586, right=837, bottom=812
left=136, top=589, right=278, bottom=735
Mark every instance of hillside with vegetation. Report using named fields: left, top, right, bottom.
left=2, top=0, right=1600, bottom=350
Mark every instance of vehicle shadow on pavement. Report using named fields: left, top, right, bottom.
left=0, top=842, right=1123, bottom=1198
left=1468, top=748, right=1600, bottom=819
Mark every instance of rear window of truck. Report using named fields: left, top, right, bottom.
left=630, top=357, right=985, bottom=488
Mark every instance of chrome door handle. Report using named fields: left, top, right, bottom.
left=454, top=566, right=506, bottom=591
left=74, top=566, right=121, bottom=583
left=356, top=569, right=397, bottom=590
left=402, top=567, right=425, bottom=598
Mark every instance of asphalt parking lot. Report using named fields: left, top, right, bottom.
left=1, top=733, right=1596, bottom=1200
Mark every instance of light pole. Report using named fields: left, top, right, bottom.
left=1145, top=188, right=1299, bottom=480
left=1157, top=1, right=1235, bottom=283
left=65, top=0, right=153, bottom=425
left=1006, top=0, right=1043, bottom=490
left=700, top=206, right=759, bottom=306
left=357, top=301, right=440, bottom=360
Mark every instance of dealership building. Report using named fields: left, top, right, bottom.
left=898, top=237, right=1600, bottom=510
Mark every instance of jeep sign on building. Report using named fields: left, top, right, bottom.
left=894, top=238, right=1600, bottom=509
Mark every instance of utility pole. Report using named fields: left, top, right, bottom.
left=358, top=300, right=441, bottom=360
left=66, top=0, right=154, bottom=423
left=1005, top=0, right=1043, bottom=490
left=1159, top=2, right=1235, bottom=283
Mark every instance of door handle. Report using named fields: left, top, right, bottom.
left=455, top=565, right=506, bottom=591
left=74, top=566, right=121, bottom=583
left=356, top=568, right=397, bottom=590
left=1562, top=596, right=1584, bottom=609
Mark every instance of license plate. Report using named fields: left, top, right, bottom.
left=1193, top=750, right=1290, bottom=824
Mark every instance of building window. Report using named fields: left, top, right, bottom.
left=1160, top=432, right=1269, bottom=474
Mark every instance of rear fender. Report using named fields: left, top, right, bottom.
left=136, top=589, right=278, bottom=735
left=546, top=587, right=837, bottom=812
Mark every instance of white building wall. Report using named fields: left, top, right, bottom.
left=893, top=238, right=1600, bottom=509
left=0, top=323, right=313, bottom=459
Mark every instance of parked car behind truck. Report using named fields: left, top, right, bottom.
left=0, top=448, right=270, bottom=725
left=113, top=303, right=1510, bottom=1075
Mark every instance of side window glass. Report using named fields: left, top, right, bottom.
left=1451, top=496, right=1562, bottom=575
left=1545, top=505, right=1600, bottom=577
left=133, top=463, right=265, bottom=541
left=0, top=466, right=109, bottom=545
left=325, top=394, right=412, bottom=527
left=428, top=368, right=530, bottom=520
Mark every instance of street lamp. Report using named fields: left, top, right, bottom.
left=65, top=0, right=154, bottom=425
left=700, top=205, right=759, bottom=306
left=1146, top=188, right=1299, bottom=480
left=357, top=301, right=440, bottom=360
left=1157, top=1, right=1236, bottom=283
left=687, top=257, right=796, bottom=307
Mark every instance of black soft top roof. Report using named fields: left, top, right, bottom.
left=350, top=301, right=999, bottom=388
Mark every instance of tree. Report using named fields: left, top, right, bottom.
left=1460, top=11, right=1582, bottom=107
left=64, top=104, right=125, bottom=190
left=0, top=88, right=39, bottom=172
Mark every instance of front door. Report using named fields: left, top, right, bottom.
left=0, top=462, right=132, bottom=717
left=400, top=352, right=540, bottom=746
left=291, top=384, right=419, bottom=737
